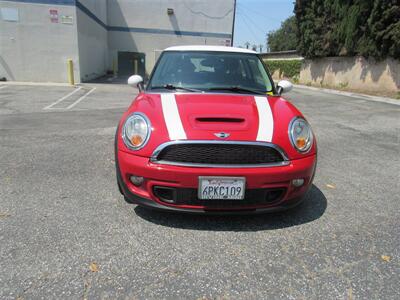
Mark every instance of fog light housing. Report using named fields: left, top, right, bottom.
left=292, top=178, right=304, bottom=187
left=153, top=186, right=177, bottom=203
left=130, top=175, right=144, bottom=186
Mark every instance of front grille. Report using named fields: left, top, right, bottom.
left=154, top=143, right=285, bottom=166
left=153, top=186, right=286, bottom=208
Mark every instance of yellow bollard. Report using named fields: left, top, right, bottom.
left=113, top=59, right=117, bottom=77
left=134, top=59, right=138, bottom=74
left=67, top=59, right=74, bottom=85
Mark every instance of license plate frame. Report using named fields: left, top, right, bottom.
left=198, top=176, right=246, bottom=200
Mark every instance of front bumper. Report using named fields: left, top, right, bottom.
left=116, top=148, right=317, bottom=214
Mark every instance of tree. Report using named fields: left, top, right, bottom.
left=295, top=0, right=400, bottom=59
left=358, top=0, right=400, bottom=59
left=267, top=16, right=298, bottom=52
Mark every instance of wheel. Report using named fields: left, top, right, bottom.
left=117, top=180, right=123, bottom=195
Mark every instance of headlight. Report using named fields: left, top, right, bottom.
left=122, top=113, right=151, bottom=150
left=289, top=117, right=313, bottom=153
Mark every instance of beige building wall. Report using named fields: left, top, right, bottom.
left=299, top=57, right=400, bottom=94
left=0, top=0, right=234, bottom=83
left=76, top=0, right=108, bottom=81
left=0, top=1, right=79, bottom=83
left=107, top=0, right=235, bottom=76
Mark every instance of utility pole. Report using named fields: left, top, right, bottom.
left=231, top=0, right=236, bottom=46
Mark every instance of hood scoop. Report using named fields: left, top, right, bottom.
left=191, top=115, right=249, bottom=131
left=195, top=117, right=245, bottom=123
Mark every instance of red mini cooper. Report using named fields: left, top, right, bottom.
left=115, top=46, right=317, bottom=214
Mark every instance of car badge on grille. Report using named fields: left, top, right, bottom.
left=214, top=132, right=230, bottom=139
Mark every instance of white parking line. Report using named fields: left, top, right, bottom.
left=0, top=86, right=8, bottom=90
left=66, top=87, right=96, bottom=109
left=44, top=87, right=83, bottom=110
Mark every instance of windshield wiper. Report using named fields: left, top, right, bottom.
left=207, top=86, right=266, bottom=95
left=151, top=84, right=203, bottom=93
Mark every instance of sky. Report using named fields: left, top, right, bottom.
left=233, top=0, right=295, bottom=51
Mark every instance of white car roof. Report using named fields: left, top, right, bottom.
left=164, top=45, right=257, bottom=54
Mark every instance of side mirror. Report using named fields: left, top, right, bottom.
left=276, top=80, right=293, bottom=95
left=127, top=75, right=144, bottom=91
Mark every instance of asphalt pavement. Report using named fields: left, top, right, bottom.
left=0, top=83, right=399, bottom=299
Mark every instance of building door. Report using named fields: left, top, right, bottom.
left=118, top=52, right=146, bottom=78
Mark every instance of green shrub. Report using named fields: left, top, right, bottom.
left=267, top=16, right=298, bottom=52
left=264, top=60, right=302, bottom=79
left=295, top=0, right=400, bottom=60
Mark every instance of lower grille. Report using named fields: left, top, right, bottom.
left=153, top=186, right=286, bottom=208
left=152, top=142, right=286, bottom=166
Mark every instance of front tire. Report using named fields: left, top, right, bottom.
left=115, top=125, right=124, bottom=196
left=117, top=180, right=123, bottom=195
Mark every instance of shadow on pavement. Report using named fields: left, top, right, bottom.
left=86, top=75, right=130, bottom=85
left=134, top=184, right=327, bottom=231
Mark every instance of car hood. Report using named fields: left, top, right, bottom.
left=118, top=92, right=315, bottom=160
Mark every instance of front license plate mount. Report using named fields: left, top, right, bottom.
left=198, top=176, right=246, bottom=200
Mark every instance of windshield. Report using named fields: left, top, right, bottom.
left=147, top=51, right=274, bottom=94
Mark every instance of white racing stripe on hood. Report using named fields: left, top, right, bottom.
left=160, top=93, right=187, bottom=140
left=255, top=96, right=274, bottom=142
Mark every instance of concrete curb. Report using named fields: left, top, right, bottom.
left=0, top=82, right=73, bottom=87
left=294, top=84, right=400, bottom=106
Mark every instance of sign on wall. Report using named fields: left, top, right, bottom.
left=1, top=7, right=19, bottom=22
left=220, top=39, right=231, bottom=46
left=49, top=9, right=58, bottom=23
left=61, top=15, right=73, bottom=25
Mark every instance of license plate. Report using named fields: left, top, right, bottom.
left=198, top=176, right=245, bottom=200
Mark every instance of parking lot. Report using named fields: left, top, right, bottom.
left=0, top=83, right=399, bottom=299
